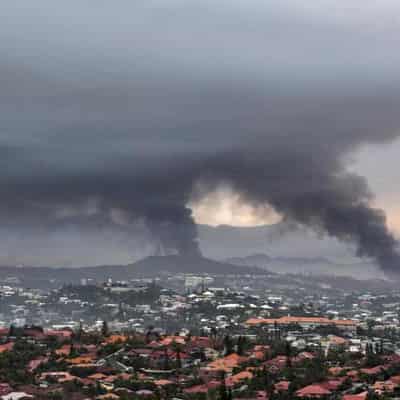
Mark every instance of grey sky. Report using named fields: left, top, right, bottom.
left=1, top=1, right=400, bottom=267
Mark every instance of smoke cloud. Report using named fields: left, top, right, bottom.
left=1, top=1, right=400, bottom=271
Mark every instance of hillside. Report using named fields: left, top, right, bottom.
left=225, top=253, right=382, bottom=280
left=198, top=223, right=355, bottom=261
left=130, top=255, right=265, bottom=275
left=0, top=255, right=266, bottom=289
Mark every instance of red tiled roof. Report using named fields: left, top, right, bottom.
left=252, top=351, right=266, bottom=361
left=158, top=336, right=186, bottom=346
left=296, top=384, right=332, bottom=398
left=265, top=355, right=288, bottom=369
left=154, top=379, right=174, bottom=387
left=40, top=371, right=77, bottom=383
left=183, top=380, right=221, bottom=394
left=373, top=380, right=397, bottom=393
left=206, top=353, right=248, bottom=372
left=254, top=345, right=270, bottom=352
left=359, top=365, right=385, bottom=375
left=329, top=335, right=348, bottom=345
left=329, top=367, right=345, bottom=376
left=103, top=334, right=128, bottom=344
left=389, top=374, right=400, bottom=384
left=55, top=344, right=71, bottom=356
left=189, top=336, right=212, bottom=348
left=0, top=342, right=14, bottom=353
left=0, top=328, right=9, bottom=337
left=87, top=373, right=108, bottom=381
left=0, top=383, right=12, bottom=396
left=275, top=381, right=290, bottom=392
left=28, top=357, right=48, bottom=372
left=23, top=328, right=46, bottom=339
left=320, top=379, right=344, bottom=391
left=226, top=371, right=253, bottom=387
left=45, top=329, right=73, bottom=338
left=66, top=356, right=95, bottom=365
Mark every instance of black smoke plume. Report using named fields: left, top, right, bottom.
left=2, top=0, right=400, bottom=271
left=2, top=85, right=400, bottom=271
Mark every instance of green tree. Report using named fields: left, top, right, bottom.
left=218, top=372, right=229, bottom=400
left=75, top=321, right=84, bottom=341
left=8, top=324, right=17, bottom=338
left=224, top=335, right=234, bottom=356
left=163, top=347, right=170, bottom=370
left=171, top=341, right=183, bottom=369
left=264, top=367, right=275, bottom=398
left=101, top=320, right=109, bottom=337
left=285, top=341, right=292, bottom=369
left=237, top=336, right=249, bottom=356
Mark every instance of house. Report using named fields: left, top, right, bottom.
left=389, top=374, right=400, bottom=385
left=96, top=394, right=120, bottom=400
left=0, top=343, right=14, bottom=354
left=264, top=355, right=289, bottom=372
left=154, top=379, right=174, bottom=387
left=157, top=336, right=186, bottom=347
left=67, top=356, right=96, bottom=365
left=320, top=379, right=345, bottom=391
left=328, top=367, right=345, bottom=377
left=246, top=316, right=357, bottom=331
left=22, top=327, right=46, bottom=340
left=328, top=335, right=348, bottom=347
left=135, top=389, right=155, bottom=397
left=296, top=384, right=332, bottom=398
left=346, top=370, right=360, bottom=382
left=40, top=372, right=77, bottom=383
left=359, top=365, right=385, bottom=376
left=87, top=373, right=108, bottom=381
left=225, top=371, right=253, bottom=387
left=55, top=344, right=72, bottom=357
left=294, top=351, right=315, bottom=363
left=102, top=373, right=132, bottom=384
left=250, top=345, right=270, bottom=361
left=147, top=349, right=190, bottom=369
left=2, top=392, right=34, bottom=400
left=0, top=384, right=12, bottom=397
left=188, top=336, right=213, bottom=350
left=28, top=357, right=48, bottom=372
left=103, top=335, right=128, bottom=345
left=200, top=353, right=248, bottom=380
left=45, top=329, right=73, bottom=340
left=372, top=380, right=397, bottom=395
left=275, top=381, right=290, bottom=392
left=183, top=384, right=209, bottom=395
left=0, top=328, right=9, bottom=338
left=183, top=380, right=221, bottom=394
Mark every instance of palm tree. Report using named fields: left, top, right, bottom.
left=163, top=346, right=170, bottom=370
left=101, top=320, right=109, bottom=337
left=171, top=341, right=183, bottom=369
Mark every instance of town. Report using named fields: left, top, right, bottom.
left=4, top=0, right=400, bottom=398
left=1, top=271, right=400, bottom=399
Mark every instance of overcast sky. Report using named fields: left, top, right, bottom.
left=1, top=1, right=400, bottom=266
